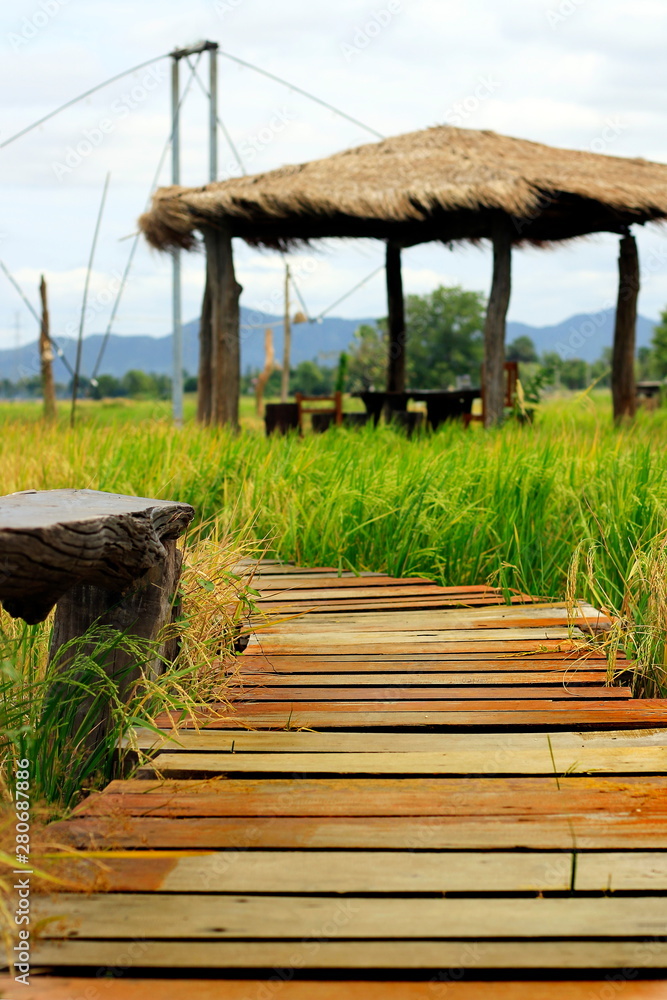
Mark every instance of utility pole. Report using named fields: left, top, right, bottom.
left=281, top=262, right=291, bottom=402
left=170, top=40, right=219, bottom=426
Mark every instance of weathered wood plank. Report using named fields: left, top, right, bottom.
left=143, top=745, right=667, bottom=777
left=227, top=686, right=630, bottom=701
left=249, top=628, right=578, bottom=644
left=228, top=671, right=610, bottom=685
left=52, top=813, right=667, bottom=851
left=46, top=849, right=667, bottom=894
left=153, top=706, right=667, bottom=730
left=12, top=977, right=667, bottom=999
left=31, top=893, right=667, bottom=939
left=133, top=728, right=667, bottom=752
left=51, top=850, right=577, bottom=893
left=77, top=775, right=667, bottom=818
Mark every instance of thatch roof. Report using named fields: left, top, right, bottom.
left=139, top=125, right=667, bottom=252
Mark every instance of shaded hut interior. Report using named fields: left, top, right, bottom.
left=139, top=125, right=667, bottom=426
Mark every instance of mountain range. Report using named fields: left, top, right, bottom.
left=0, top=306, right=658, bottom=383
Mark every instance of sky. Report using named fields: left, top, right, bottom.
left=2, top=0, right=667, bottom=356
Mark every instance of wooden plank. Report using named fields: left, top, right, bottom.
left=255, top=597, right=535, bottom=612
left=234, top=659, right=614, bottom=673
left=577, top=851, right=667, bottom=891
left=227, top=686, right=631, bottom=701
left=255, top=575, right=437, bottom=589
left=46, top=849, right=667, bottom=894
left=31, top=893, right=667, bottom=939
left=143, top=745, right=667, bottom=777
left=265, top=607, right=610, bottom=630
left=255, top=586, right=525, bottom=601
left=228, top=671, right=610, bottom=686
left=246, top=641, right=585, bottom=656
left=237, top=652, right=616, bottom=666
left=249, top=627, right=577, bottom=643
left=12, top=978, right=667, bottom=1000
left=292, top=602, right=604, bottom=622
left=52, top=850, right=577, bottom=893
left=153, top=707, right=667, bottom=730
left=77, top=775, right=667, bottom=818
left=133, top=728, right=667, bottom=752
left=52, top=813, right=667, bottom=851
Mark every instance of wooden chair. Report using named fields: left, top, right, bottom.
left=464, top=361, right=519, bottom=426
left=295, top=391, right=343, bottom=433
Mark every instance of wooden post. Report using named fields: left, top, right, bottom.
left=281, top=262, right=291, bottom=402
left=386, top=242, right=406, bottom=393
left=612, top=232, right=639, bottom=424
left=203, top=224, right=242, bottom=428
left=197, top=277, right=212, bottom=424
left=483, top=217, right=513, bottom=427
left=256, top=327, right=279, bottom=415
left=39, top=276, right=57, bottom=422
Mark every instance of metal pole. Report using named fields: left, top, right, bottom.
left=171, top=56, right=183, bottom=425
left=209, top=45, right=218, bottom=182
left=281, top=262, right=291, bottom=402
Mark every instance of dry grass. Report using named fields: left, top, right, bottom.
left=139, top=125, right=667, bottom=251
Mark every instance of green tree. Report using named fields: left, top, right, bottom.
left=347, top=323, right=388, bottom=390
left=507, top=335, right=537, bottom=363
left=405, top=285, right=486, bottom=389
left=560, top=358, right=589, bottom=390
left=347, top=285, right=486, bottom=391
left=290, top=360, right=335, bottom=395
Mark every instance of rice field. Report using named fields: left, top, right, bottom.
left=1, top=385, right=667, bottom=802
left=2, top=391, right=666, bottom=605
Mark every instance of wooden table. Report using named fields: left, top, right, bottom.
left=356, top=388, right=480, bottom=429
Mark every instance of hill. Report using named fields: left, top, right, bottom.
left=0, top=307, right=658, bottom=383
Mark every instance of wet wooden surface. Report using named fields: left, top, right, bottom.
left=26, top=560, right=667, bottom=995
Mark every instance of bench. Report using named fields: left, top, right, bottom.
left=0, top=489, right=194, bottom=742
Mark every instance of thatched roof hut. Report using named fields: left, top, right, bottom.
left=140, top=126, right=667, bottom=425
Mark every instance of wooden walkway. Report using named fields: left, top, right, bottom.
left=12, top=562, right=667, bottom=998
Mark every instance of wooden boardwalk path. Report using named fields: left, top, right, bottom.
left=12, top=562, right=667, bottom=998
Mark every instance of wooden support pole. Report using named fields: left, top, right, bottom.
left=39, top=275, right=57, bottom=422
left=203, top=224, right=242, bottom=428
left=386, top=242, right=406, bottom=393
left=483, top=218, right=513, bottom=427
left=197, top=277, right=212, bottom=424
left=612, top=232, right=639, bottom=424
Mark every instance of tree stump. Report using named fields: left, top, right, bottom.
left=0, top=489, right=195, bottom=746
